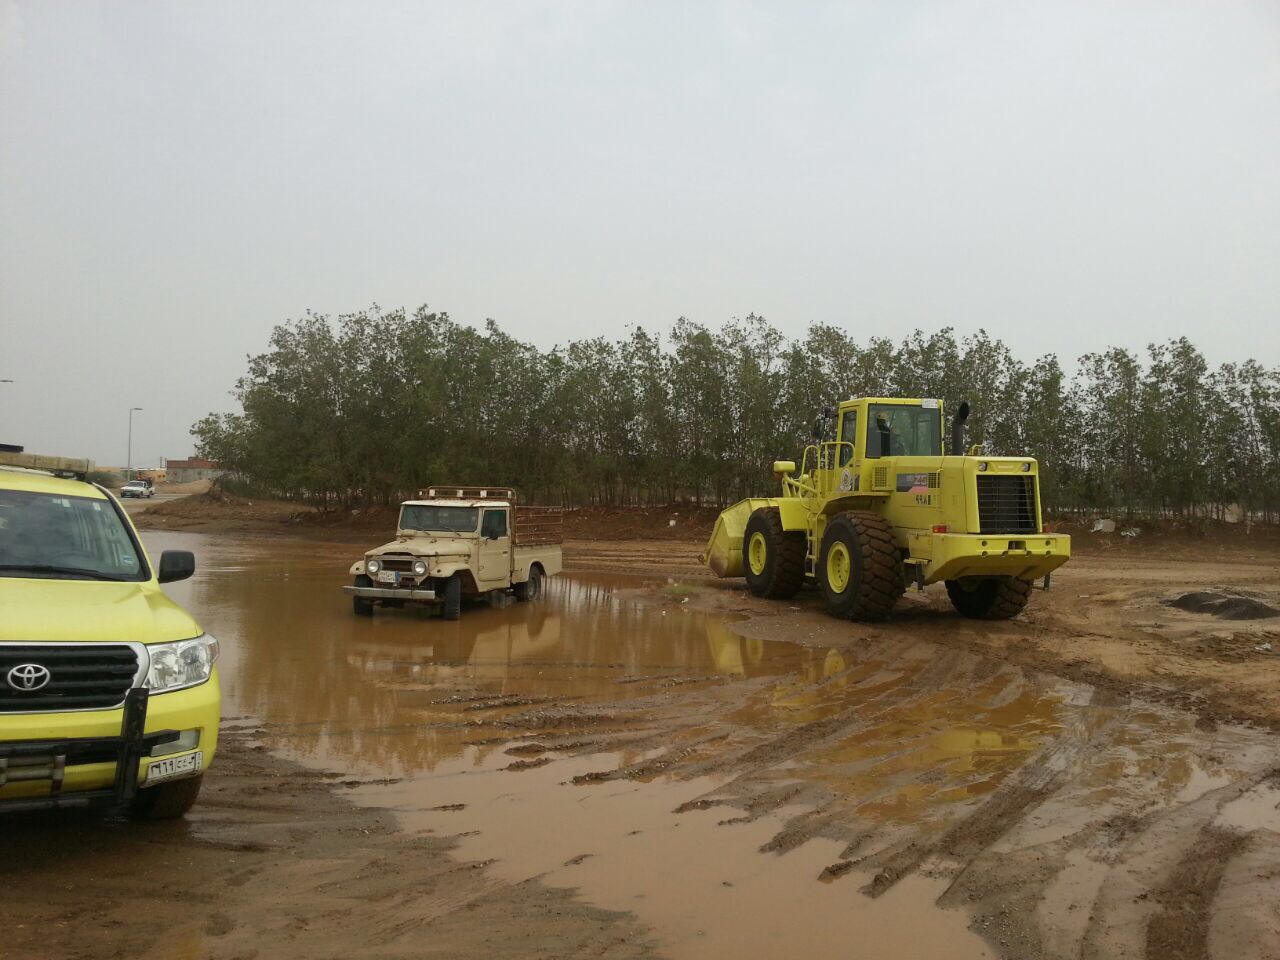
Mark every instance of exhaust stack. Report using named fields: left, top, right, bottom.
left=950, top=401, right=971, bottom=456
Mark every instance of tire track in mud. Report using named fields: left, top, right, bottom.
left=1143, top=827, right=1250, bottom=960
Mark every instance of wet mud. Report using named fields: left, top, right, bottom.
left=2, top=531, right=1278, bottom=960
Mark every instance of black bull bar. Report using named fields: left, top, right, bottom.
left=0, top=690, right=179, bottom=814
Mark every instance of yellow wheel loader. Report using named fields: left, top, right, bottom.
left=701, top=398, right=1071, bottom=621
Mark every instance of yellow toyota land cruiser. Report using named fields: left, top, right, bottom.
left=0, top=451, right=220, bottom=818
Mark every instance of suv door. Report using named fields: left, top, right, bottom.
left=477, top=508, right=511, bottom=589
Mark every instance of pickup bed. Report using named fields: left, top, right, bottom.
left=344, top=486, right=562, bottom=620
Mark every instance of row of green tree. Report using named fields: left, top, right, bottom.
left=192, top=305, right=1280, bottom=520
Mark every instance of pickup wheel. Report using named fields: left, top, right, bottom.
left=441, top=574, right=462, bottom=621
left=742, top=508, right=805, bottom=600
left=514, top=566, right=543, bottom=602
left=352, top=574, right=374, bottom=617
left=131, top=775, right=203, bottom=820
left=818, top=511, right=903, bottom=621
left=945, top=576, right=1032, bottom=620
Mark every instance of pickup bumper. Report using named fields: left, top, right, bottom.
left=343, top=585, right=438, bottom=601
left=911, top=532, right=1072, bottom=584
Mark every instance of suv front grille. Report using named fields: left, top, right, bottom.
left=976, top=475, right=1037, bottom=534
left=0, top=645, right=139, bottom=713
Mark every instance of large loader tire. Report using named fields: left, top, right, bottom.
left=945, top=577, right=1032, bottom=620
left=742, top=508, right=805, bottom=600
left=818, top=511, right=903, bottom=621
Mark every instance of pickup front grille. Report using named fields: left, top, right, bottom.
left=0, top=645, right=139, bottom=713
left=376, top=555, right=417, bottom=573
left=976, top=475, right=1037, bottom=534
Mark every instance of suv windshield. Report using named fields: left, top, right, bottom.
left=865, top=404, right=943, bottom=458
left=399, top=505, right=479, bottom=533
left=0, top=489, right=147, bottom=581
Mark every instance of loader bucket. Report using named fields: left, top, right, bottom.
left=700, top=500, right=757, bottom=578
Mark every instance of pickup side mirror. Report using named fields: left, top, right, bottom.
left=158, top=550, right=195, bottom=584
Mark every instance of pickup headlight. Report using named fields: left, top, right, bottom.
left=413, top=560, right=427, bottom=576
left=367, top=558, right=381, bottom=575
left=147, top=635, right=220, bottom=693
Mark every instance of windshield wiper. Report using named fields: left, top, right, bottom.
left=0, top=564, right=131, bottom=582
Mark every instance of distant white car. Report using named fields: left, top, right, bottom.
left=120, top=481, right=154, bottom=499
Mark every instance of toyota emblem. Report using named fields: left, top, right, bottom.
left=7, top=663, right=52, bottom=691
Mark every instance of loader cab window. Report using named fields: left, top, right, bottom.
left=481, top=509, right=508, bottom=540
left=865, top=404, right=942, bottom=459
left=837, top=410, right=858, bottom=466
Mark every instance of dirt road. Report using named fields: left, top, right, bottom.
left=2, top=529, right=1277, bottom=960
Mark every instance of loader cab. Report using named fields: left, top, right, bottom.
left=831, top=398, right=944, bottom=464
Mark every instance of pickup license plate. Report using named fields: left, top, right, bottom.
left=377, top=570, right=396, bottom=584
left=147, top=751, right=203, bottom=785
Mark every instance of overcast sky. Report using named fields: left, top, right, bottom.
left=1, top=1, right=1277, bottom=468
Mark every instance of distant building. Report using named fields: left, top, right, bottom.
left=165, top=457, right=224, bottom=484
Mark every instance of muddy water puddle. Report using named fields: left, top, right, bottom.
left=147, top=532, right=1280, bottom=960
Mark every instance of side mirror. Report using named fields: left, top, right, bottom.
left=772, top=460, right=797, bottom=476
left=157, top=550, right=195, bottom=584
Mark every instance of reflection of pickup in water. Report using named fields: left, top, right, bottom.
left=345, top=486, right=562, bottom=621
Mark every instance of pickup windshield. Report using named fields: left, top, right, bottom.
left=399, top=505, right=478, bottom=533
left=0, top=489, right=147, bottom=581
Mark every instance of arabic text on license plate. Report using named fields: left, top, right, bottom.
left=377, top=570, right=396, bottom=583
left=147, top=751, right=203, bottom=785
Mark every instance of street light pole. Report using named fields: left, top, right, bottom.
left=127, top=407, right=143, bottom=480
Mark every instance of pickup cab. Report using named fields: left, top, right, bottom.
left=344, top=486, right=563, bottom=620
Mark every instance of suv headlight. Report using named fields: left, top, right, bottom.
left=147, top=635, right=220, bottom=693
left=413, top=559, right=427, bottom=576
left=367, top=558, right=382, bottom=575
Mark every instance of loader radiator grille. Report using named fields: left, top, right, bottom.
left=976, top=475, right=1037, bottom=534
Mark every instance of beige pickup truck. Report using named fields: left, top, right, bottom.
left=344, top=487, right=563, bottom=620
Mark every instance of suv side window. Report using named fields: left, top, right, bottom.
left=481, top=509, right=508, bottom=539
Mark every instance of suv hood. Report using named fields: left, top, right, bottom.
left=0, top=579, right=203, bottom=644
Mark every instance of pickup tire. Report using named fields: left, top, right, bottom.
left=514, top=565, right=543, bottom=602
left=742, top=508, right=805, bottom=600
left=352, top=574, right=374, bottom=617
left=945, top=576, right=1032, bottom=620
left=441, top=574, right=462, bottom=620
left=131, top=774, right=203, bottom=820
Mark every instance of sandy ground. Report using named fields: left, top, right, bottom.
left=6, top=503, right=1275, bottom=959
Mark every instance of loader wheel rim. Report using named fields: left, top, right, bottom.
left=826, top=542, right=851, bottom=593
left=747, top=532, right=768, bottom=576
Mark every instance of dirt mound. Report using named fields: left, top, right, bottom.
left=1165, top=591, right=1280, bottom=621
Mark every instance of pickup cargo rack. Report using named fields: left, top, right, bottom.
left=415, top=486, right=563, bottom=545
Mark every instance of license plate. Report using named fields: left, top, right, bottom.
left=377, top=570, right=396, bottom=584
left=147, top=751, right=203, bottom=785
